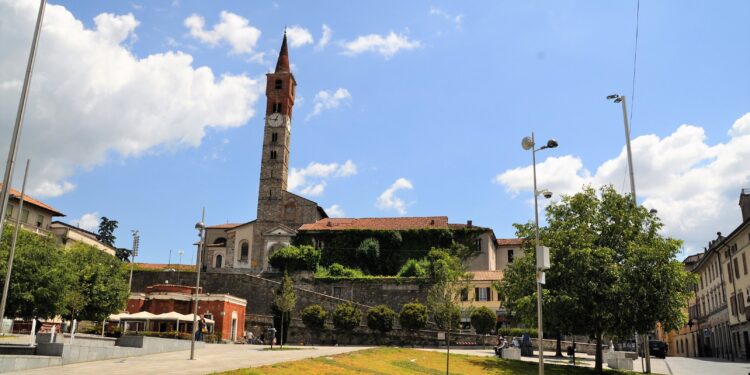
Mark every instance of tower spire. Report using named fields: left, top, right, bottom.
left=274, top=31, right=290, bottom=73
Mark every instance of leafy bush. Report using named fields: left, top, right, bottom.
left=268, top=245, right=321, bottom=272
left=365, top=305, right=397, bottom=333
left=470, top=307, right=497, bottom=335
left=332, top=302, right=362, bottom=331
left=396, top=259, right=429, bottom=277
left=301, top=304, right=327, bottom=330
left=317, top=263, right=366, bottom=278
left=356, top=238, right=380, bottom=273
left=399, top=302, right=428, bottom=331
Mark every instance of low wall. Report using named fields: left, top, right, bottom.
left=0, top=355, right=62, bottom=373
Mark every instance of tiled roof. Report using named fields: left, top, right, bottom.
left=496, top=238, right=524, bottom=246
left=471, top=271, right=504, bottom=281
left=0, top=184, right=64, bottom=216
left=299, top=216, right=450, bottom=231
left=206, top=223, right=242, bottom=229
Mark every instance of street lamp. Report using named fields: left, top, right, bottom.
left=190, top=210, right=205, bottom=360
left=521, top=132, right=558, bottom=375
left=177, top=250, right=184, bottom=285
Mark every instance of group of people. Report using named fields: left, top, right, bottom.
left=494, top=335, right=521, bottom=357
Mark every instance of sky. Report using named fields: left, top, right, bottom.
left=1, top=0, right=749, bottom=263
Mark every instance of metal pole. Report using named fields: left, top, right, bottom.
left=446, top=314, right=450, bottom=375
left=0, top=159, right=30, bottom=332
left=190, top=208, right=205, bottom=360
left=127, top=230, right=139, bottom=295
left=0, top=0, right=46, bottom=242
left=532, top=132, right=544, bottom=375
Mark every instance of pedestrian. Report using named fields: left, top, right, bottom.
left=196, top=318, right=206, bottom=341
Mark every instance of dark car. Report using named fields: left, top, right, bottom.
left=640, top=340, right=668, bottom=358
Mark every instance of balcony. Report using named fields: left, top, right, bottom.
left=2, top=219, right=51, bottom=236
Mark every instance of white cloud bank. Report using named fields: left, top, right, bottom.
left=184, top=11, right=261, bottom=55
left=325, top=204, right=345, bottom=218
left=285, top=25, right=313, bottom=47
left=71, top=212, right=100, bottom=232
left=341, top=32, right=421, bottom=59
left=288, top=160, right=357, bottom=197
left=494, top=113, right=750, bottom=251
left=377, top=178, right=413, bottom=215
left=306, top=88, right=352, bottom=120
left=0, top=1, right=262, bottom=197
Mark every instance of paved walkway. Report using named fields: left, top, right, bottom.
left=664, top=356, right=750, bottom=375
left=10, top=344, right=370, bottom=375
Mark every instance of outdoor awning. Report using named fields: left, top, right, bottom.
left=155, top=312, right=190, bottom=321
left=107, top=312, right=129, bottom=321
left=182, top=314, right=214, bottom=324
left=123, top=311, right=157, bottom=320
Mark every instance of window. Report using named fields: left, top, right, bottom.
left=732, top=294, right=738, bottom=315
left=736, top=258, right=741, bottom=280
left=729, top=263, right=734, bottom=282
left=744, top=253, right=748, bottom=275
left=333, top=286, right=342, bottom=298
left=21, top=209, right=29, bottom=223
left=274, top=79, right=282, bottom=89
left=271, top=132, right=278, bottom=142
left=474, top=238, right=482, bottom=251
left=739, top=292, right=746, bottom=316
left=35, top=214, right=43, bottom=228
left=460, top=288, right=468, bottom=301
left=270, top=150, right=277, bottom=160
left=215, top=254, right=222, bottom=268
left=272, top=102, right=283, bottom=113
left=213, top=237, right=227, bottom=246
left=475, top=287, right=491, bottom=301
left=240, top=242, right=249, bottom=261
left=508, top=249, right=514, bottom=263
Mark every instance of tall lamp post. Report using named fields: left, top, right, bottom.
left=607, top=94, right=651, bottom=372
left=521, top=133, right=558, bottom=375
left=190, top=209, right=205, bottom=360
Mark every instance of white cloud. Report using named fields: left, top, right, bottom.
left=306, top=88, right=352, bottom=120
left=0, top=2, right=262, bottom=197
left=288, top=160, right=358, bottom=196
left=316, top=24, right=332, bottom=50
left=71, top=212, right=100, bottom=232
left=376, top=178, right=413, bottom=215
left=184, top=11, right=261, bottom=55
left=429, top=7, right=464, bottom=30
left=285, top=25, right=313, bottom=47
left=494, top=113, right=750, bottom=252
left=326, top=204, right=345, bottom=218
left=341, top=32, right=421, bottom=59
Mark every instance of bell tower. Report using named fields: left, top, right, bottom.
left=257, top=32, right=296, bottom=223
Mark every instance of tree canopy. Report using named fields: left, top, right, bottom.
left=63, top=243, right=129, bottom=321
left=268, top=245, right=321, bottom=272
left=399, top=302, right=429, bottom=332
left=97, top=217, right=118, bottom=247
left=470, top=306, right=496, bottom=335
left=426, top=248, right=467, bottom=331
left=497, top=186, right=694, bottom=372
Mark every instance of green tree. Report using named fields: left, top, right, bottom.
left=426, top=249, right=467, bottom=332
left=0, top=227, right=70, bottom=318
left=399, top=302, right=429, bottom=346
left=300, top=304, right=327, bottom=345
left=470, top=306, right=496, bottom=335
left=365, top=305, right=397, bottom=336
left=498, top=186, right=694, bottom=373
left=332, top=302, right=362, bottom=332
left=97, top=217, right=118, bottom=247
left=319, top=263, right=365, bottom=278
left=268, top=245, right=321, bottom=272
left=114, top=247, right=131, bottom=263
left=63, top=243, right=129, bottom=321
left=272, top=272, right=297, bottom=348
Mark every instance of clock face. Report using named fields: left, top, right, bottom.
left=268, top=113, right=283, bottom=127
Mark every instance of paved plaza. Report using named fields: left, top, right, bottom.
left=9, top=344, right=370, bottom=375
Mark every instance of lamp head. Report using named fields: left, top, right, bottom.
left=606, top=94, right=620, bottom=100
left=538, top=189, right=553, bottom=199
left=649, top=208, right=658, bottom=215
left=195, top=221, right=205, bottom=231
left=545, top=139, right=558, bottom=149
left=521, top=136, right=534, bottom=150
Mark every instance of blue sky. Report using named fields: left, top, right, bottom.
left=1, top=0, right=749, bottom=263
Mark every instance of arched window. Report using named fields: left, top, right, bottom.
left=240, top=241, right=249, bottom=261
left=271, top=132, right=278, bottom=142
left=213, top=237, right=227, bottom=246
left=270, top=150, right=277, bottom=160
left=215, top=254, right=223, bottom=268
left=272, top=103, right=283, bottom=113
left=274, top=79, right=282, bottom=89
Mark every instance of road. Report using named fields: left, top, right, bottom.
left=10, top=344, right=370, bottom=375
left=664, top=356, right=750, bottom=375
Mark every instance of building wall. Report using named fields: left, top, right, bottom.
left=466, top=232, right=496, bottom=271
left=495, top=244, right=524, bottom=272
left=693, top=248, right=733, bottom=359
left=3, top=202, right=53, bottom=234
left=720, top=222, right=750, bottom=360
left=49, top=224, right=116, bottom=256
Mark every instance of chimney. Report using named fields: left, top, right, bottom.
left=740, top=189, right=750, bottom=222
left=467, top=220, right=473, bottom=228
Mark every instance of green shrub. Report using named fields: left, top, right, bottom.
left=332, top=302, right=362, bottom=331
left=356, top=238, right=380, bottom=273
left=365, top=305, right=397, bottom=333
left=470, top=307, right=496, bottom=335
left=268, top=245, right=321, bottom=272
left=318, top=263, right=366, bottom=278
left=301, top=304, right=327, bottom=330
left=399, top=302, right=428, bottom=331
left=396, top=259, right=429, bottom=277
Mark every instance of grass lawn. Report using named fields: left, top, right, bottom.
left=217, top=347, right=631, bottom=375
